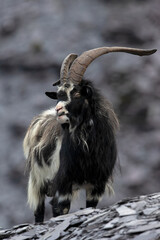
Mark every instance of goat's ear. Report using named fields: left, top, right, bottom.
left=81, top=86, right=93, bottom=98
left=45, top=92, right=57, bottom=99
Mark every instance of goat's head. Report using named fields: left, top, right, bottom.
left=47, top=79, right=94, bottom=126
left=46, top=47, right=156, bottom=126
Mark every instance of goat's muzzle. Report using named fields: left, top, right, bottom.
left=55, top=102, right=70, bottom=124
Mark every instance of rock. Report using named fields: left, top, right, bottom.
left=1, top=192, right=160, bottom=240
left=116, top=205, right=136, bottom=216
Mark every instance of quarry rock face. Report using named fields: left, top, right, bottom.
left=0, top=0, right=159, bottom=228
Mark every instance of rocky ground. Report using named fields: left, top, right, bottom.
left=1, top=192, right=160, bottom=240
left=0, top=0, right=160, bottom=228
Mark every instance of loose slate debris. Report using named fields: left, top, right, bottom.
left=1, top=193, right=160, bottom=240
left=116, top=205, right=136, bottom=216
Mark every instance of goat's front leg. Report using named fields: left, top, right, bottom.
left=50, top=185, right=72, bottom=217
left=86, top=183, right=105, bottom=208
left=34, top=199, right=45, bottom=223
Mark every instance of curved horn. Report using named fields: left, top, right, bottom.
left=60, top=53, right=78, bottom=83
left=69, top=47, right=157, bottom=84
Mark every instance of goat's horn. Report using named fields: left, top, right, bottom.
left=68, top=47, right=157, bottom=84
left=60, top=53, right=78, bottom=83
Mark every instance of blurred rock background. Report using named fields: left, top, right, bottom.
left=0, top=0, right=159, bottom=228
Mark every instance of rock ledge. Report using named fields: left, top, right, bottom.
left=1, top=192, right=160, bottom=240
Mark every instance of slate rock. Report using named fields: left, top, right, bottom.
left=2, top=193, right=159, bottom=239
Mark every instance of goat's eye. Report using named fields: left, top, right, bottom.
left=57, top=91, right=68, bottom=101
left=71, top=89, right=81, bottom=98
left=64, top=83, right=70, bottom=89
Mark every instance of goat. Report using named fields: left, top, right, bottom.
left=23, top=46, right=156, bottom=223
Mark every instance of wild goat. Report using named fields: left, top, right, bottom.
left=23, top=46, right=156, bottom=223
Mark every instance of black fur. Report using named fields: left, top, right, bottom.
left=34, top=201, right=45, bottom=223
left=50, top=198, right=71, bottom=217
left=31, top=79, right=118, bottom=223
left=45, top=91, right=57, bottom=99
left=51, top=80, right=118, bottom=214
left=57, top=90, right=68, bottom=102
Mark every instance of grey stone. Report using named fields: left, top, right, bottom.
left=125, top=219, right=147, bottom=227
left=133, top=230, right=160, bottom=240
left=83, top=211, right=106, bottom=225
left=116, top=205, right=136, bottom=216
left=13, top=224, right=30, bottom=230
left=127, top=222, right=160, bottom=234
left=143, top=207, right=159, bottom=215
left=10, top=236, right=31, bottom=240
left=109, top=217, right=120, bottom=224
left=0, top=229, right=11, bottom=238
left=15, top=226, right=30, bottom=234
left=75, top=208, right=95, bottom=216
left=43, top=217, right=73, bottom=240
left=131, top=201, right=146, bottom=211
left=103, top=222, right=114, bottom=229
left=118, top=215, right=137, bottom=223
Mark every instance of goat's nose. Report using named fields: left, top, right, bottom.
left=55, top=104, right=63, bottom=112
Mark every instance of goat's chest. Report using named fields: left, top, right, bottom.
left=60, top=135, right=105, bottom=183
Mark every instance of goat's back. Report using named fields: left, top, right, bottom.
left=24, top=108, right=62, bottom=172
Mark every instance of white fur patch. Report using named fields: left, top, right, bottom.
left=23, top=108, right=57, bottom=160
left=57, top=114, right=70, bottom=124
left=23, top=119, right=43, bottom=159
left=58, top=194, right=72, bottom=203
left=28, top=138, right=62, bottom=210
left=86, top=185, right=100, bottom=202
left=55, top=83, right=74, bottom=125
left=28, top=174, right=44, bottom=211
left=86, top=194, right=100, bottom=202
left=42, top=108, right=57, bottom=117
left=105, top=181, right=114, bottom=196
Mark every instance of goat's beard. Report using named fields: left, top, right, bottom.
left=56, top=113, right=69, bottom=125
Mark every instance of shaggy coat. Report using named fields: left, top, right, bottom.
left=24, top=79, right=119, bottom=222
